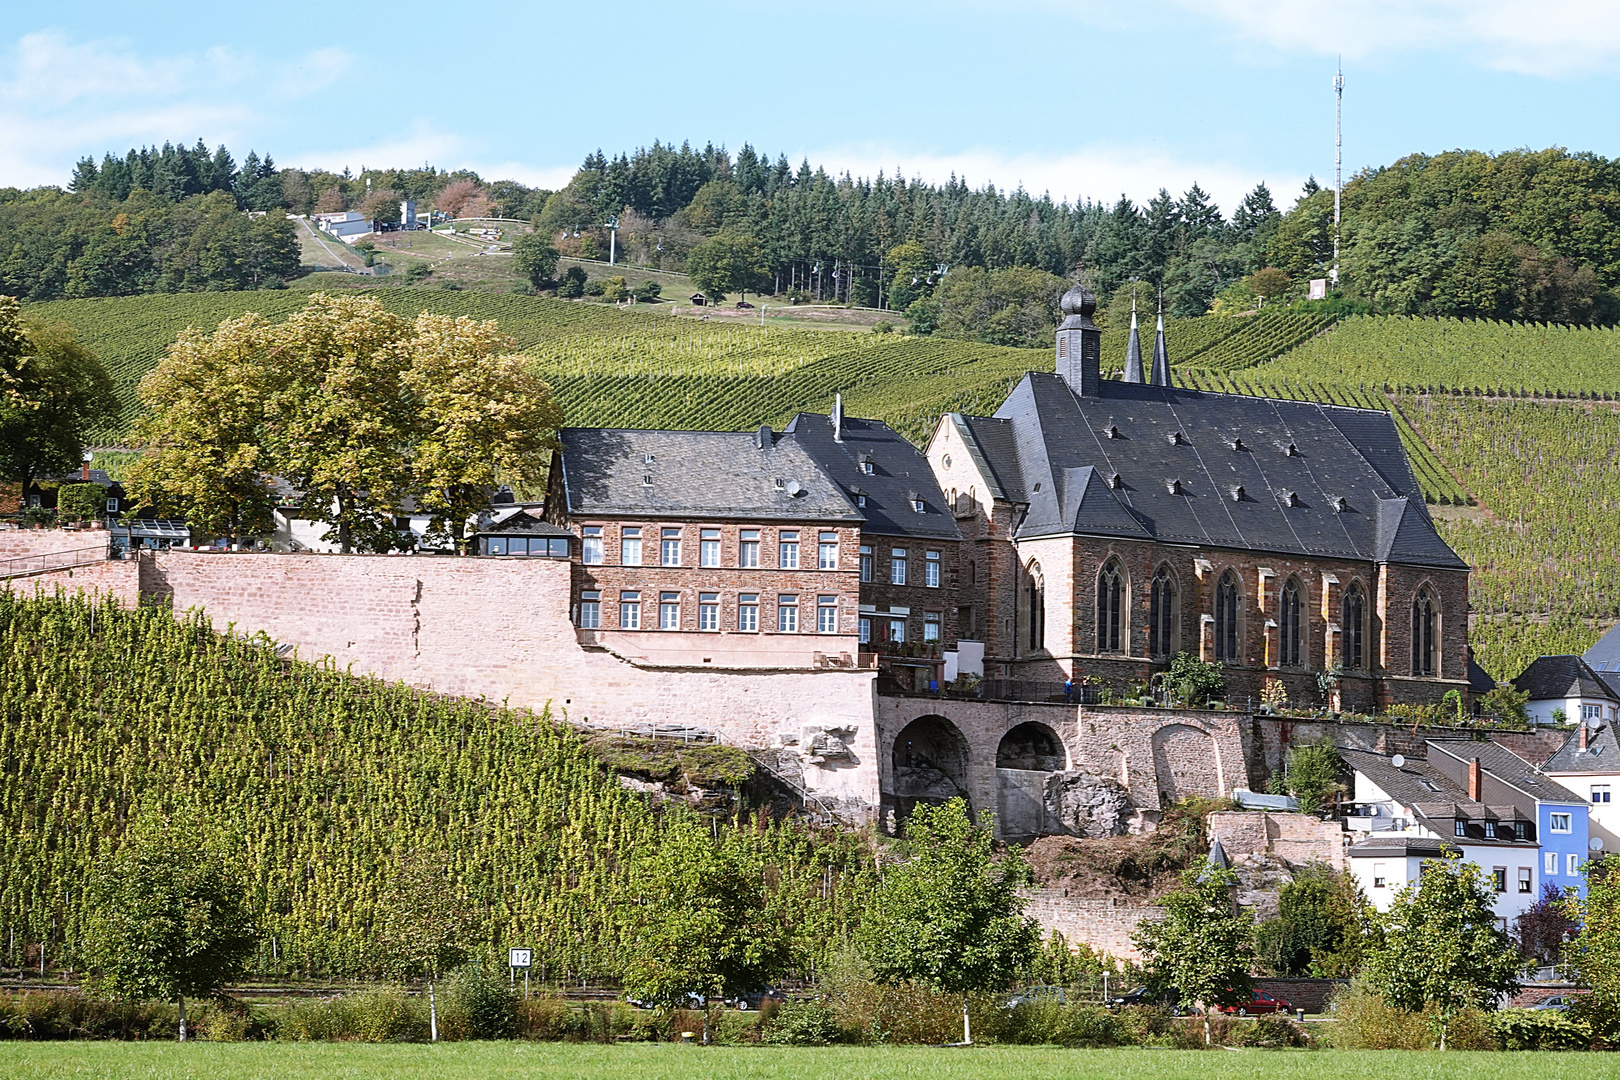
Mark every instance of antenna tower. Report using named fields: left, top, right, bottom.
left=1332, top=61, right=1344, bottom=285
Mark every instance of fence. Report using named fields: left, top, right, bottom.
left=0, top=544, right=108, bottom=581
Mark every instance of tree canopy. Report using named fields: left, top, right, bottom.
left=1133, top=863, right=1255, bottom=1042
left=0, top=297, right=117, bottom=487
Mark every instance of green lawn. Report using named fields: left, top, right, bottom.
left=0, top=1044, right=1610, bottom=1080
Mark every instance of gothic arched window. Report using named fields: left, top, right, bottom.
left=1149, top=568, right=1176, bottom=658
left=1215, top=570, right=1240, bottom=662
left=1412, top=588, right=1437, bottom=676
left=1343, top=583, right=1365, bottom=670
left=1026, top=562, right=1045, bottom=652
left=1097, top=559, right=1125, bottom=653
left=1280, top=578, right=1303, bottom=667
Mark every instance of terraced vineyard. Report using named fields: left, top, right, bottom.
left=1099, top=309, right=1334, bottom=374
left=1256, top=314, right=1620, bottom=395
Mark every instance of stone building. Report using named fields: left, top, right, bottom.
left=782, top=403, right=962, bottom=691
left=926, top=278, right=1470, bottom=713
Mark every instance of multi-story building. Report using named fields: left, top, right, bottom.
left=781, top=405, right=962, bottom=691
left=1541, top=718, right=1619, bottom=862
left=544, top=426, right=865, bottom=669
left=1341, top=747, right=1544, bottom=922
left=925, top=276, right=1471, bottom=711
left=1512, top=654, right=1620, bottom=727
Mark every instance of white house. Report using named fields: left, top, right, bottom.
left=1512, top=654, right=1619, bottom=728
left=1341, top=747, right=1542, bottom=923
left=1542, top=719, right=1620, bottom=858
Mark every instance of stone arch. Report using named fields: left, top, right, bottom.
left=1151, top=722, right=1225, bottom=805
left=996, top=721, right=1068, bottom=771
left=890, top=714, right=970, bottom=808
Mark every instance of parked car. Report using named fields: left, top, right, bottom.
left=1004, top=985, right=1068, bottom=1008
left=1108, top=986, right=1185, bottom=1013
left=1218, top=989, right=1293, bottom=1015
left=726, top=987, right=788, bottom=1011
left=735, top=301, right=755, bottom=309
left=626, top=992, right=708, bottom=1009
left=1526, top=995, right=1575, bottom=1011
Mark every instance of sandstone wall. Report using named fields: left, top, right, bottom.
left=144, top=551, right=882, bottom=819
left=7, top=559, right=142, bottom=607
left=1020, top=890, right=1163, bottom=964
left=1208, top=810, right=1347, bottom=870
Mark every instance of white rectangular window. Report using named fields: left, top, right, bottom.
left=777, top=595, right=798, bottom=633
left=859, top=616, right=871, bottom=644
left=739, top=529, right=760, bottom=568
left=1583, top=703, right=1603, bottom=721
left=818, top=532, right=839, bottom=570
left=1372, top=863, right=1387, bottom=889
left=578, top=590, right=601, bottom=629
left=1546, top=851, right=1558, bottom=875
left=890, top=549, right=908, bottom=585
left=1551, top=813, right=1573, bottom=833
left=779, top=530, right=799, bottom=569
left=860, top=545, right=872, bottom=582
left=620, top=527, right=642, bottom=566
left=699, top=592, right=719, bottom=631
left=660, top=528, right=681, bottom=567
left=924, top=613, right=941, bottom=642
left=582, top=526, right=603, bottom=565
left=619, top=591, right=641, bottom=630
left=1518, top=867, right=1533, bottom=893
left=1594, top=785, right=1612, bottom=804
left=738, top=593, right=759, bottom=632
left=925, top=550, right=940, bottom=588
left=888, top=618, right=906, bottom=644
left=659, top=591, right=680, bottom=629
left=700, top=528, right=721, bottom=568
left=1569, top=853, right=1581, bottom=877
left=816, top=595, right=838, bottom=633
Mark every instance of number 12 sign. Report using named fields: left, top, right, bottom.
left=508, top=948, right=532, bottom=969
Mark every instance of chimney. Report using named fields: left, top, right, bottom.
left=81, top=460, right=90, bottom=481
left=1580, top=721, right=1589, bottom=753
left=1468, top=757, right=1481, bottom=801
left=1055, top=269, right=1100, bottom=397
left=756, top=424, right=772, bottom=450
left=832, top=393, right=844, bottom=443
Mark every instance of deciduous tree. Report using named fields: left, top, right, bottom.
left=685, top=233, right=770, bottom=304
left=1133, top=863, right=1255, bottom=1043
left=0, top=300, right=118, bottom=491
left=1363, top=851, right=1524, bottom=1049
left=1561, top=855, right=1620, bottom=1040
left=512, top=232, right=561, bottom=290
left=82, top=809, right=256, bottom=1042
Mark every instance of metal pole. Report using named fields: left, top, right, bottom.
left=1332, top=62, right=1343, bottom=285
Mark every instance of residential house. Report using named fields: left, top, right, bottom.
left=545, top=425, right=865, bottom=670
left=1340, top=747, right=1542, bottom=922
left=1541, top=718, right=1619, bottom=859
left=1426, top=740, right=1592, bottom=899
left=1512, top=654, right=1619, bottom=728
left=782, top=402, right=963, bottom=691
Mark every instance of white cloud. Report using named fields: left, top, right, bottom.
left=799, top=142, right=1302, bottom=216
left=1178, top=0, right=1620, bottom=76
left=0, top=31, right=358, bottom=187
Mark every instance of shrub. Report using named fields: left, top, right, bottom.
left=872, top=321, right=894, bottom=335
left=599, top=276, right=629, bottom=302
left=516, top=996, right=582, bottom=1041
left=634, top=280, right=662, bottom=302
left=438, top=965, right=515, bottom=1041
left=763, top=999, right=841, bottom=1045
left=557, top=266, right=587, bottom=299
left=1006, top=1002, right=1124, bottom=1047
left=403, top=262, right=432, bottom=283
left=1328, top=978, right=1493, bottom=1050
left=1238, top=1013, right=1309, bottom=1048
left=1490, top=1008, right=1592, bottom=1050
left=57, top=483, right=107, bottom=521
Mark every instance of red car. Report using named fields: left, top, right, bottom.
left=1218, top=989, right=1293, bottom=1015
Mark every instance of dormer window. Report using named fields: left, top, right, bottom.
left=1109, top=472, right=1123, bottom=490
left=1230, top=436, right=1245, bottom=451
left=910, top=494, right=926, bottom=513
left=1106, top=423, right=1122, bottom=439
left=1279, top=441, right=1299, bottom=457
left=643, top=453, right=656, bottom=465
left=859, top=457, right=875, bottom=475
left=1280, top=489, right=1299, bottom=507
left=1167, top=478, right=1184, bottom=495
left=1168, top=430, right=1185, bottom=446
left=1332, top=495, right=1348, bottom=512
left=642, top=474, right=653, bottom=487
left=1230, top=485, right=1245, bottom=502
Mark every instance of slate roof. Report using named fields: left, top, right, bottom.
left=556, top=427, right=863, bottom=523
left=953, top=414, right=1026, bottom=503
left=478, top=509, right=573, bottom=538
left=1425, top=740, right=1585, bottom=805
left=1340, top=747, right=1537, bottom=846
left=1347, top=835, right=1452, bottom=858
left=1512, top=655, right=1620, bottom=703
left=1582, top=621, right=1620, bottom=672
left=1542, top=721, right=1620, bottom=774
left=781, top=413, right=961, bottom=541
left=953, top=373, right=1466, bottom=568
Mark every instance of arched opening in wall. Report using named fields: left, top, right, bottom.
left=1151, top=723, right=1224, bottom=805
left=890, top=715, right=970, bottom=823
left=996, top=721, right=1067, bottom=771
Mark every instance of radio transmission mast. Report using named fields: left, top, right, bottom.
left=1332, top=61, right=1344, bottom=285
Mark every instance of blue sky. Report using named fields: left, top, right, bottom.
left=5, top=1, right=1620, bottom=214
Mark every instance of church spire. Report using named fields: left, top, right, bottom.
left=1150, top=291, right=1172, bottom=387
left=1122, top=293, right=1144, bottom=383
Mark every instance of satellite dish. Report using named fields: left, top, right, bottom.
left=81, top=450, right=93, bottom=463
left=1391, top=754, right=1406, bottom=769
left=1592, top=837, right=1606, bottom=852
left=786, top=480, right=805, bottom=497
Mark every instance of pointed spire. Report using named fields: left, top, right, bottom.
left=1122, top=293, right=1144, bottom=383
left=1150, top=290, right=1172, bottom=387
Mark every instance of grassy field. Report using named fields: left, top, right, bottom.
left=1, top=1043, right=1612, bottom=1080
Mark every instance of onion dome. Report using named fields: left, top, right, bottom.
left=1059, top=279, right=1096, bottom=319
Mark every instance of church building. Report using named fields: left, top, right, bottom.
left=925, top=278, right=1471, bottom=713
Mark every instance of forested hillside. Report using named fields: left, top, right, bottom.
left=0, top=593, right=872, bottom=980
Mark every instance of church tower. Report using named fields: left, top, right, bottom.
left=1055, top=273, right=1101, bottom=396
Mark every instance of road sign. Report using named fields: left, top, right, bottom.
left=509, top=948, right=532, bottom=969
